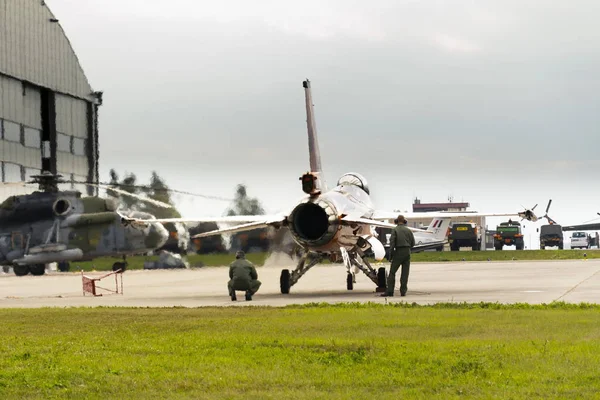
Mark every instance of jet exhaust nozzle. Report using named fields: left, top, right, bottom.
left=288, top=200, right=339, bottom=246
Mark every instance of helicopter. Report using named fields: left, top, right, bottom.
left=0, top=171, right=171, bottom=276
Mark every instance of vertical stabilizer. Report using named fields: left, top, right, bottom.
left=427, top=218, right=451, bottom=241
left=303, top=79, right=326, bottom=191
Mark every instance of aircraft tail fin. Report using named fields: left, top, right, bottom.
left=427, top=217, right=451, bottom=241
left=303, top=79, right=327, bottom=191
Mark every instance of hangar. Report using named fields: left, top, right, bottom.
left=0, top=0, right=100, bottom=196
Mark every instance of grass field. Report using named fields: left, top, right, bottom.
left=69, top=249, right=600, bottom=272
left=1, top=303, right=600, bottom=399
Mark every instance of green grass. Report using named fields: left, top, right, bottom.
left=410, top=249, right=600, bottom=262
left=1, top=303, right=600, bottom=399
left=72, top=249, right=600, bottom=272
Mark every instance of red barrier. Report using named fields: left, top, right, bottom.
left=82, top=269, right=123, bottom=296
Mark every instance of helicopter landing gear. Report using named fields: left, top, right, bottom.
left=2, top=265, right=9, bottom=274
left=112, top=261, right=127, bottom=272
left=57, top=262, right=70, bottom=272
left=29, top=264, right=46, bottom=276
left=13, top=265, right=29, bottom=276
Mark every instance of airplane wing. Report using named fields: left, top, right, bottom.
left=562, top=223, right=600, bottom=232
left=411, top=241, right=446, bottom=253
left=192, top=216, right=288, bottom=238
left=372, top=210, right=527, bottom=220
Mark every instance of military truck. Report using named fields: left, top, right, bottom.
left=448, top=222, right=480, bottom=251
left=539, top=224, right=564, bottom=249
left=493, top=220, right=524, bottom=250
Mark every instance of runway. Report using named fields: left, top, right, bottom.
left=1, top=259, right=600, bottom=308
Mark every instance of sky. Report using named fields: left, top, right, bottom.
left=47, top=0, right=600, bottom=247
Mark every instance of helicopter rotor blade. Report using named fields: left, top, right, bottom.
left=532, top=204, right=538, bottom=211
left=545, top=199, right=552, bottom=214
left=85, top=183, right=173, bottom=209
left=70, top=180, right=233, bottom=202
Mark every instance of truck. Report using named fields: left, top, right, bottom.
left=493, top=220, right=524, bottom=250
left=539, top=224, right=564, bottom=249
left=448, top=222, right=480, bottom=251
left=570, top=231, right=589, bottom=249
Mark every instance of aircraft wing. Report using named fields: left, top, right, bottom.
left=372, top=210, right=524, bottom=220
left=192, top=216, right=288, bottom=238
left=562, top=223, right=600, bottom=232
left=411, top=241, right=446, bottom=253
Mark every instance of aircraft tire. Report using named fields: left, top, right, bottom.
left=377, top=267, right=386, bottom=289
left=346, top=273, right=353, bottom=290
left=29, top=264, right=45, bottom=276
left=13, top=265, right=29, bottom=276
left=280, top=269, right=290, bottom=294
left=2, top=265, right=9, bottom=273
left=58, top=262, right=70, bottom=272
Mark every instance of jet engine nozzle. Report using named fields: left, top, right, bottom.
left=288, top=199, right=339, bottom=246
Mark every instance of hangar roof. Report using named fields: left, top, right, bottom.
left=0, top=0, right=96, bottom=102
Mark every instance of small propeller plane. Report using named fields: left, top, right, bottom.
left=140, top=79, right=539, bottom=294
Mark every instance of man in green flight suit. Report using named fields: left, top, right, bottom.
left=382, top=215, right=415, bottom=297
left=228, top=250, right=261, bottom=301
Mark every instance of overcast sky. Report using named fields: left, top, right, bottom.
left=47, top=0, right=600, bottom=245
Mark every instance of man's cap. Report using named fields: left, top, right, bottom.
left=236, top=250, right=245, bottom=258
left=397, top=215, right=406, bottom=223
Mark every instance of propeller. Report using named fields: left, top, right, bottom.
left=518, top=203, right=539, bottom=222
left=539, top=199, right=557, bottom=225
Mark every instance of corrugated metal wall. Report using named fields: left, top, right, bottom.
left=0, top=0, right=98, bottom=196
left=0, top=0, right=94, bottom=100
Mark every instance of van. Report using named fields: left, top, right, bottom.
left=571, top=232, right=589, bottom=249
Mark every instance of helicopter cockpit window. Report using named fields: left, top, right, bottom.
left=336, top=173, right=370, bottom=194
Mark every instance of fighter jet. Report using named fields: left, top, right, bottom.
left=145, top=80, right=539, bottom=293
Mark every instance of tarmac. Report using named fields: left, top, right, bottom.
left=2, top=258, right=600, bottom=308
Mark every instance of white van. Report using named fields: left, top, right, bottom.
left=571, top=232, right=589, bottom=249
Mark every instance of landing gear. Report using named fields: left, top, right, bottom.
left=13, top=265, right=29, bottom=276
left=347, top=273, right=354, bottom=290
left=279, top=253, right=321, bottom=294
left=29, top=264, right=46, bottom=276
left=2, top=266, right=9, bottom=273
left=280, top=269, right=290, bottom=294
left=58, top=262, right=70, bottom=272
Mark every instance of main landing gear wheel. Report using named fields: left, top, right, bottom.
left=58, top=262, right=70, bottom=272
left=280, top=269, right=291, bottom=294
left=2, top=266, right=9, bottom=273
left=377, top=267, right=387, bottom=292
left=347, top=273, right=354, bottom=290
left=29, top=264, right=46, bottom=276
left=13, top=265, right=29, bottom=276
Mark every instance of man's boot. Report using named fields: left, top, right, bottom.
left=245, top=290, right=253, bottom=301
left=230, top=289, right=237, bottom=301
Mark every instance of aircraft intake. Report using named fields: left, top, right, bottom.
left=288, top=200, right=339, bottom=247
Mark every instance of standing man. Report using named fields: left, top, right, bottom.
left=382, top=215, right=415, bottom=297
left=228, top=250, right=261, bottom=301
